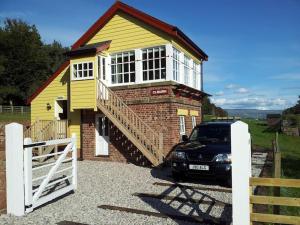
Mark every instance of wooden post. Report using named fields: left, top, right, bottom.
left=5, top=123, right=25, bottom=216
left=71, top=133, right=77, bottom=190
left=273, top=133, right=281, bottom=215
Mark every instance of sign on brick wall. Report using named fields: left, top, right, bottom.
left=150, top=88, right=168, bottom=96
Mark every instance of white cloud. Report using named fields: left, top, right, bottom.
left=225, top=84, right=238, bottom=89
left=215, top=91, right=224, bottom=96
left=211, top=97, right=290, bottom=110
left=271, top=73, right=300, bottom=80
left=235, top=87, right=249, bottom=94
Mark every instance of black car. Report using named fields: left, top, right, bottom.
left=171, top=122, right=233, bottom=186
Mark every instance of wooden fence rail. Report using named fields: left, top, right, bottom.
left=250, top=177, right=300, bottom=225
left=0, top=105, right=30, bottom=114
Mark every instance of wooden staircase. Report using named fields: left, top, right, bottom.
left=97, top=80, right=164, bottom=166
left=24, top=119, right=68, bottom=161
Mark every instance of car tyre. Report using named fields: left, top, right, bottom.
left=172, top=171, right=184, bottom=182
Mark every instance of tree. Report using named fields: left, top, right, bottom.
left=202, top=96, right=228, bottom=117
left=0, top=18, right=69, bottom=105
left=283, top=95, right=300, bottom=115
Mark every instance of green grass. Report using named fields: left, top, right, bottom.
left=244, top=119, right=300, bottom=216
left=0, top=113, right=30, bottom=122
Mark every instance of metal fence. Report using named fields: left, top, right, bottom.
left=0, top=105, right=30, bottom=114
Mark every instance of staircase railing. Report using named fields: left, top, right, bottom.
left=97, top=80, right=164, bottom=166
left=24, top=119, right=68, bottom=142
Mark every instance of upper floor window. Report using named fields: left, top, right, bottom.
left=111, top=51, right=135, bottom=84
left=173, top=48, right=180, bottom=81
left=142, top=46, right=166, bottom=81
left=72, top=62, right=93, bottom=80
left=192, top=61, right=199, bottom=89
left=184, top=55, right=190, bottom=85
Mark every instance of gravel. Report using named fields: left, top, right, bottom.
left=0, top=153, right=267, bottom=225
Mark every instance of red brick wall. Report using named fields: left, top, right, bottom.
left=80, top=83, right=202, bottom=165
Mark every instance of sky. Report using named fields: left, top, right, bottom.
left=1, top=0, right=300, bottom=110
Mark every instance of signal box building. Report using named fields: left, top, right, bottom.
left=28, top=1, right=209, bottom=166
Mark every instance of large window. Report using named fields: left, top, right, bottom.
left=111, top=51, right=135, bottom=84
left=184, top=55, right=190, bottom=85
left=173, top=47, right=180, bottom=81
left=179, top=116, right=186, bottom=135
left=192, top=61, right=198, bottom=88
left=72, top=62, right=93, bottom=80
left=142, top=46, right=166, bottom=81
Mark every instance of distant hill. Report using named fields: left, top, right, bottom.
left=226, top=109, right=282, bottom=119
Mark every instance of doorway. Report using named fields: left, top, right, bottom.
left=95, top=114, right=109, bottom=156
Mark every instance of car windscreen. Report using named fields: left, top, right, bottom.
left=189, top=126, right=231, bottom=143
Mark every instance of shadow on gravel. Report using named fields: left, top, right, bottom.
left=146, top=167, right=232, bottom=225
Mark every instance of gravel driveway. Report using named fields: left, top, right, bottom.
left=0, top=153, right=266, bottom=225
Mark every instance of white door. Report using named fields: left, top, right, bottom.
left=98, top=55, right=108, bottom=100
left=95, top=114, right=109, bottom=156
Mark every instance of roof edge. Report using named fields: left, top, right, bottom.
left=27, top=60, right=70, bottom=104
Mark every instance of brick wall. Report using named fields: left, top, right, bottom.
left=80, top=83, right=203, bottom=165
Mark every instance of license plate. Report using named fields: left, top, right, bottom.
left=189, top=164, right=209, bottom=171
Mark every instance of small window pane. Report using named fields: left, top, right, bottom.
left=124, top=53, right=129, bottom=62
left=130, top=73, right=135, bottom=82
left=149, top=49, right=153, bottom=59
left=142, top=51, right=147, bottom=60
left=161, top=58, right=166, bottom=68
left=117, top=64, right=122, bottom=73
left=112, top=75, right=116, bottom=84
left=124, top=63, right=129, bottom=73
left=161, top=48, right=166, bottom=57
left=161, top=69, right=166, bottom=79
left=88, top=70, right=93, bottom=77
left=143, top=71, right=147, bottom=81
left=84, top=63, right=87, bottom=70
left=124, top=73, right=129, bottom=83
left=117, top=54, right=122, bottom=63
left=111, top=56, right=116, bottom=64
left=155, top=59, right=159, bottom=69
left=149, top=70, right=154, bottom=80
left=112, top=65, right=116, bottom=74
left=78, top=71, right=82, bottom=78
left=117, top=74, right=123, bottom=83
left=74, top=64, right=77, bottom=70
left=89, top=62, right=93, bottom=69
left=154, top=48, right=159, bottom=58
left=78, top=64, right=82, bottom=70
left=149, top=60, right=153, bottom=70
left=143, top=61, right=147, bottom=70
left=155, top=70, right=160, bottom=80
left=130, top=62, right=135, bottom=72
left=83, top=70, right=87, bottom=77
left=130, top=52, right=135, bottom=61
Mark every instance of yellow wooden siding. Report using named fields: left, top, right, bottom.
left=31, top=67, right=69, bottom=123
left=87, top=11, right=170, bottom=53
left=70, top=56, right=97, bottom=110
left=69, top=110, right=81, bottom=148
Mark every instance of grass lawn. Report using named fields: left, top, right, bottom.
left=0, top=113, right=30, bottom=122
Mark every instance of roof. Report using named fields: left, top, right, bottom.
left=27, top=1, right=208, bottom=104
left=66, top=41, right=111, bottom=57
left=72, top=1, right=208, bottom=60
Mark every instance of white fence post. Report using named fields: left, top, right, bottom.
left=72, top=133, right=77, bottom=190
left=5, top=123, right=25, bottom=216
left=24, top=137, right=33, bottom=213
left=231, top=121, right=251, bottom=225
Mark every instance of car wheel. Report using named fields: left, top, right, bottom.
left=226, top=176, right=232, bottom=188
left=172, top=171, right=183, bottom=182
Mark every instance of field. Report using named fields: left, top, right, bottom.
left=0, top=113, right=30, bottom=122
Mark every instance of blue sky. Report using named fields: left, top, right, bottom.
left=1, top=0, right=300, bottom=110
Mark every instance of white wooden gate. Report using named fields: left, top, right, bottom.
left=5, top=123, right=77, bottom=216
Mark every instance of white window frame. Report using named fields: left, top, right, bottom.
left=192, top=61, right=199, bottom=89
left=192, top=116, right=197, bottom=128
left=173, top=47, right=180, bottom=81
left=72, top=62, right=94, bottom=80
left=142, top=46, right=166, bottom=82
left=184, top=55, right=191, bottom=85
left=179, top=116, right=186, bottom=135
left=111, top=51, right=136, bottom=85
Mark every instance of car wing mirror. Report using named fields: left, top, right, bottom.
left=182, top=135, right=189, bottom=142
